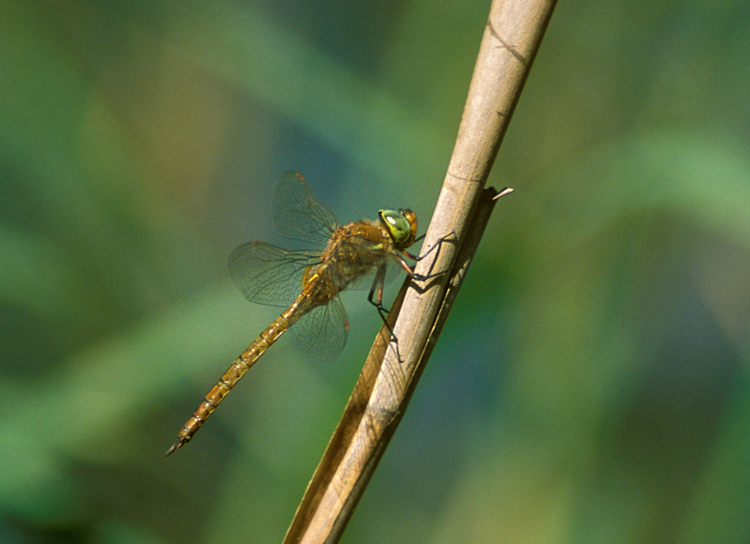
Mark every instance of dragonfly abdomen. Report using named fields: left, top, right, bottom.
left=165, top=296, right=308, bottom=456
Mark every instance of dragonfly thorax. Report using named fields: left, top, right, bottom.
left=304, top=218, right=396, bottom=297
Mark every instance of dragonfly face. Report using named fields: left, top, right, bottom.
left=165, top=172, right=420, bottom=456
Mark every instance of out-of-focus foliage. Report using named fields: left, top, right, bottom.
left=1, top=0, right=749, bottom=543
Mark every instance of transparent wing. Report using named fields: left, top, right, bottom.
left=289, top=296, right=348, bottom=361
left=227, top=242, right=319, bottom=307
left=273, top=172, right=339, bottom=245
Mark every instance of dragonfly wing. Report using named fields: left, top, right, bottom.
left=273, top=172, right=339, bottom=245
left=227, top=242, right=319, bottom=307
left=289, top=296, right=348, bottom=361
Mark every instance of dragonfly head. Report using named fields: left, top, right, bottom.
left=379, top=208, right=417, bottom=249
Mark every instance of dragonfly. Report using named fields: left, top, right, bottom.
left=165, top=172, right=421, bottom=456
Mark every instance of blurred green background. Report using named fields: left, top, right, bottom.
left=2, top=0, right=749, bottom=542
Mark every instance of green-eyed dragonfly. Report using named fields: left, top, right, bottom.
left=165, top=172, right=419, bottom=456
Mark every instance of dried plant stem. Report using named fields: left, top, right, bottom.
left=283, top=1, right=557, bottom=542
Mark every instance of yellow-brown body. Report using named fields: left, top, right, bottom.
left=166, top=211, right=416, bottom=456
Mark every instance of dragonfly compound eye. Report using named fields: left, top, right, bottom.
left=379, top=209, right=415, bottom=247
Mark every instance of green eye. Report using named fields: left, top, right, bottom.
left=379, top=209, right=416, bottom=247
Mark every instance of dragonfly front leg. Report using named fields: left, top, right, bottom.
left=410, top=231, right=457, bottom=282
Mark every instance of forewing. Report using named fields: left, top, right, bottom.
left=273, top=172, right=338, bottom=245
left=289, top=296, right=348, bottom=361
left=227, top=242, right=318, bottom=307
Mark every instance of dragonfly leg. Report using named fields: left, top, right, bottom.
left=368, top=265, right=403, bottom=360
left=411, top=231, right=457, bottom=281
